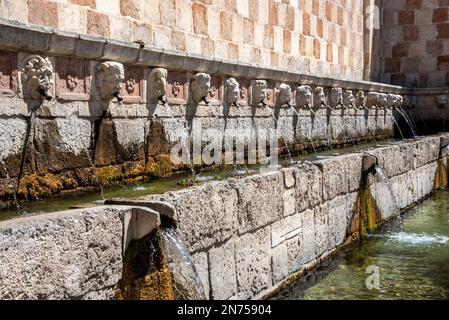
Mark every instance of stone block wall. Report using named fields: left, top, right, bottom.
left=0, top=0, right=366, bottom=81
left=0, top=21, right=404, bottom=207
left=383, top=0, right=449, bottom=87
left=132, top=134, right=448, bottom=300
left=1, top=134, right=447, bottom=299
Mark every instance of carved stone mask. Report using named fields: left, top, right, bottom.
left=314, top=87, right=326, bottom=108
left=96, top=61, right=125, bottom=102
left=21, top=55, right=54, bottom=100
left=296, top=85, right=312, bottom=107
left=343, top=90, right=355, bottom=106
left=395, top=95, right=403, bottom=107
left=377, top=93, right=388, bottom=108
left=330, top=87, right=343, bottom=107
left=251, top=80, right=267, bottom=106
left=149, top=68, right=168, bottom=103
left=276, top=83, right=292, bottom=106
left=190, top=73, right=211, bottom=104
left=367, top=92, right=379, bottom=108
left=225, top=78, right=239, bottom=106
left=386, top=94, right=397, bottom=109
left=356, top=90, right=365, bottom=108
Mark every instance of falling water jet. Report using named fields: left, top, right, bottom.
left=395, top=106, right=418, bottom=138
left=89, top=110, right=108, bottom=202
left=265, top=106, right=293, bottom=164
left=391, top=112, right=405, bottom=141
left=15, top=108, right=38, bottom=209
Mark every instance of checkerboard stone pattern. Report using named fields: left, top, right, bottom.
left=383, top=0, right=449, bottom=87
left=0, top=0, right=366, bottom=82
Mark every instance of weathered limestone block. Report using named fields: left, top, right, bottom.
left=389, top=171, right=417, bottom=212
left=167, top=182, right=238, bottom=252
left=271, top=212, right=302, bottom=248
left=330, top=114, right=345, bottom=140
left=315, top=154, right=361, bottom=202
left=293, top=163, right=323, bottom=212
left=192, top=252, right=210, bottom=300
left=235, top=227, right=272, bottom=299
left=34, top=118, right=92, bottom=173
left=327, top=195, right=349, bottom=250
left=310, top=115, right=328, bottom=141
left=414, top=137, right=440, bottom=169
left=271, top=241, right=289, bottom=284
left=416, top=162, right=439, bottom=200
left=314, top=203, right=329, bottom=258
left=300, top=208, right=316, bottom=265
left=282, top=168, right=295, bottom=189
left=232, top=171, right=284, bottom=233
left=94, top=119, right=145, bottom=166
left=293, top=116, right=312, bottom=143
left=315, top=156, right=348, bottom=201
left=282, top=188, right=296, bottom=217
left=347, top=154, right=363, bottom=192
left=208, top=239, right=237, bottom=300
left=366, top=111, right=377, bottom=137
left=343, top=112, right=358, bottom=139
left=0, top=118, right=28, bottom=177
left=0, top=206, right=126, bottom=299
left=369, top=144, right=413, bottom=178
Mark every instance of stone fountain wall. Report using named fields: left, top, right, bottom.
left=0, top=20, right=405, bottom=207
left=0, top=134, right=447, bottom=299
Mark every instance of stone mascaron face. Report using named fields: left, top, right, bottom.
left=21, top=55, right=54, bottom=100
left=225, top=78, right=239, bottom=105
left=251, top=80, right=268, bottom=106
left=190, top=73, right=211, bottom=104
left=276, top=83, right=292, bottom=106
left=314, top=86, right=326, bottom=108
left=296, top=85, right=313, bottom=107
left=95, top=61, right=125, bottom=101
left=330, top=87, right=343, bottom=107
left=356, top=90, right=366, bottom=108
left=149, top=67, right=168, bottom=103
left=343, top=90, right=355, bottom=107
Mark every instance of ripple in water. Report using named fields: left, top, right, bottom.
left=368, top=232, right=449, bottom=246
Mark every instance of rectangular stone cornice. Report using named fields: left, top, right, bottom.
left=0, top=18, right=413, bottom=94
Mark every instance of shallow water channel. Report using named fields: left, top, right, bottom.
left=0, top=140, right=388, bottom=221
left=273, top=191, right=449, bottom=300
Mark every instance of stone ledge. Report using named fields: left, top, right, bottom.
left=0, top=18, right=408, bottom=95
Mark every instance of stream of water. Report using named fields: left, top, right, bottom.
left=272, top=191, right=449, bottom=300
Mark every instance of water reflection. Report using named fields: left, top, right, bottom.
left=273, top=191, right=449, bottom=300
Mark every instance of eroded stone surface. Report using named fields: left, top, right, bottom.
left=232, top=171, right=284, bottom=233
left=235, top=227, right=272, bottom=299
left=208, top=239, right=237, bottom=300
left=0, top=206, right=126, bottom=299
left=165, top=182, right=238, bottom=252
